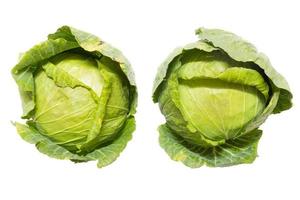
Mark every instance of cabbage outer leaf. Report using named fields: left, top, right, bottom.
left=159, top=124, right=262, bottom=167
left=15, top=117, right=135, bottom=168
left=195, top=27, right=292, bottom=113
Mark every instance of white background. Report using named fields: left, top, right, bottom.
left=0, top=0, right=299, bottom=199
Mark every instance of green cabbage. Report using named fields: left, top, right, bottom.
left=12, top=26, right=137, bottom=168
left=152, top=27, right=292, bottom=167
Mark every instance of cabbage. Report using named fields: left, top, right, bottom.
left=152, top=28, right=292, bottom=167
left=12, top=26, right=137, bottom=168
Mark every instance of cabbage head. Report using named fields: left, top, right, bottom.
left=152, top=27, right=292, bottom=167
left=12, top=26, right=137, bottom=168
